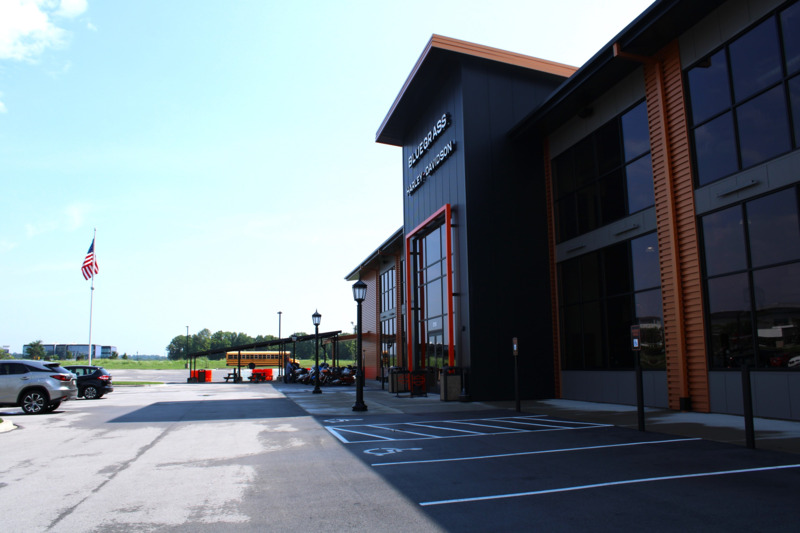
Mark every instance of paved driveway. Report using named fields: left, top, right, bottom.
left=2, top=376, right=800, bottom=532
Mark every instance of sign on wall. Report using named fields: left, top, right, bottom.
left=406, top=113, right=456, bottom=196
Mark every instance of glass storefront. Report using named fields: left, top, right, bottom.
left=407, top=213, right=456, bottom=384
left=553, top=100, right=654, bottom=242
left=702, top=186, right=800, bottom=368
left=559, top=233, right=665, bottom=370
left=686, top=1, right=800, bottom=186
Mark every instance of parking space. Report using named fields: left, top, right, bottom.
left=323, top=411, right=800, bottom=531
left=326, top=414, right=610, bottom=443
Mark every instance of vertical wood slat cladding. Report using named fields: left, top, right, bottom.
left=645, top=40, right=709, bottom=412
left=363, top=269, right=379, bottom=380
left=395, top=255, right=404, bottom=363
left=543, top=139, right=562, bottom=397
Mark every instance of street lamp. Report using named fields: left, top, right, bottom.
left=289, top=334, right=298, bottom=384
left=352, top=279, right=368, bottom=412
left=312, top=310, right=322, bottom=394
left=278, top=311, right=283, bottom=379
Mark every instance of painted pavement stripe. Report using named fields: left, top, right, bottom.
left=419, top=463, right=800, bottom=506
left=373, top=437, right=702, bottom=466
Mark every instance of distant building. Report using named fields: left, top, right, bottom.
left=23, top=343, right=117, bottom=359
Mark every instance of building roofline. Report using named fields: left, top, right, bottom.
left=345, top=226, right=405, bottom=281
left=376, top=34, right=577, bottom=145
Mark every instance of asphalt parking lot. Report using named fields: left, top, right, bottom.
left=1, top=370, right=800, bottom=532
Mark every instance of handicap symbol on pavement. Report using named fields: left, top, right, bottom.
left=324, top=418, right=364, bottom=424
left=364, top=447, right=422, bottom=456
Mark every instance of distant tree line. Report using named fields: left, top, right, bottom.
left=166, top=328, right=357, bottom=362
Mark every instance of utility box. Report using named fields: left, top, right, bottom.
left=440, top=367, right=462, bottom=401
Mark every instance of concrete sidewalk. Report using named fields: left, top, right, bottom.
left=273, top=380, right=800, bottom=455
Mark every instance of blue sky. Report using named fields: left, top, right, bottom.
left=0, top=0, right=654, bottom=356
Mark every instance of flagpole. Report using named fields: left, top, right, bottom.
left=88, top=228, right=96, bottom=366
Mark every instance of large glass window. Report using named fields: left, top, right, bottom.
left=380, top=267, right=396, bottom=313
left=686, top=3, right=800, bottom=186
left=552, top=101, right=654, bottom=242
left=410, top=223, right=451, bottom=372
left=702, top=186, right=800, bottom=368
left=559, top=232, right=665, bottom=370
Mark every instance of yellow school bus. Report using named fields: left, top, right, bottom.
left=225, top=351, right=289, bottom=368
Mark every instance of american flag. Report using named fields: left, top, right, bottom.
left=82, top=238, right=99, bottom=280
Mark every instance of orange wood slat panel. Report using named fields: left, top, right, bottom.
left=645, top=40, right=710, bottom=412
left=543, top=139, right=562, bottom=397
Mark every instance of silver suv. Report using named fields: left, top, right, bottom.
left=0, top=360, right=78, bottom=414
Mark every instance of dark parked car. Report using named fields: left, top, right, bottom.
left=0, top=360, right=78, bottom=414
left=64, top=365, right=114, bottom=399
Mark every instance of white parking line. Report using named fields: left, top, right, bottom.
left=405, top=422, right=486, bottom=435
left=372, top=437, right=701, bottom=466
left=327, top=427, right=395, bottom=443
left=419, top=463, right=800, bottom=506
left=325, top=415, right=607, bottom=444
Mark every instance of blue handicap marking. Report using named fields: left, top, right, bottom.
left=364, top=447, right=423, bottom=456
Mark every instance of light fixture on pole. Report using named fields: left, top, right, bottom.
left=312, top=310, right=322, bottom=394
left=278, top=310, right=283, bottom=378
left=352, top=279, right=368, bottom=412
left=289, top=334, right=298, bottom=384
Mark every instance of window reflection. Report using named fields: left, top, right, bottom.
left=708, top=273, right=753, bottom=368
left=552, top=100, right=653, bottom=242
left=558, top=233, right=664, bottom=370
left=729, top=18, right=782, bottom=101
left=694, top=112, right=738, bottom=186
left=753, top=263, right=800, bottom=368
left=747, top=188, right=800, bottom=268
left=631, top=232, right=660, bottom=291
left=702, top=206, right=747, bottom=277
left=621, top=101, right=650, bottom=160
left=687, top=5, right=799, bottom=186
left=626, top=154, right=654, bottom=214
left=702, top=186, right=800, bottom=368
left=736, top=85, right=790, bottom=167
left=687, top=50, right=731, bottom=125
left=783, top=1, right=800, bottom=74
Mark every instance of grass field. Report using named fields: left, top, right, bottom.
left=60, top=358, right=321, bottom=370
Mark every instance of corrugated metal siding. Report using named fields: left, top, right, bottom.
left=543, top=139, right=562, bottom=398
left=645, top=40, right=709, bottom=412
left=395, top=255, right=405, bottom=363
left=363, top=269, right=379, bottom=380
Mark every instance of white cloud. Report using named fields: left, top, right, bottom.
left=0, top=239, right=18, bottom=253
left=0, top=92, right=6, bottom=113
left=0, top=0, right=88, bottom=62
left=24, top=202, right=90, bottom=238
left=54, top=0, right=87, bottom=19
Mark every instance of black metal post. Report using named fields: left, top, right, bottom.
left=636, top=351, right=645, bottom=432
left=313, top=321, right=321, bottom=394
left=353, top=297, right=367, bottom=411
left=742, top=363, right=755, bottom=449
left=514, top=355, right=520, bottom=412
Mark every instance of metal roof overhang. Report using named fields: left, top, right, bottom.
left=344, top=226, right=404, bottom=281
left=187, top=331, right=343, bottom=359
left=376, top=34, right=577, bottom=146
left=509, top=0, right=727, bottom=138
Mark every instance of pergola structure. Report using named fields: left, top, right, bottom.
left=185, top=331, right=343, bottom=381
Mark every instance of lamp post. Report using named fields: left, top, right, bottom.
left=352, top=279, right=368, bottom=411
left=312, top=310, right=322, bottom=394
left=290, top=334, right=297, bottom=383
left=277, top=311, right=283, bottom=379
left=186, top=326, right=193, bottom=382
